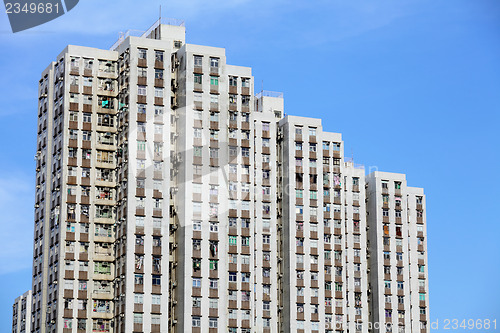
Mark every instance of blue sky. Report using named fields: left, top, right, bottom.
left=0, top=0, right=499, bottom=331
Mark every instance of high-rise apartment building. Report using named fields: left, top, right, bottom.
left=365, top=172, right=429, bottom=333
left=29, top=19, right=428, bottom=333
left=12, top=290, right=32, bottom=333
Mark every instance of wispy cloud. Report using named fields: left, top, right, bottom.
left=0, top=0, right=264, bottom=39
left=0, top=174, right=34, bottom=275
left=279, top=0, right=426, bottom=48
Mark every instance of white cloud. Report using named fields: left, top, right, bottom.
left=0, top=0, right=282, bottom=39
left=283, top=0, right=425, bottom=48
left=0, top=174, right=34, bottom=275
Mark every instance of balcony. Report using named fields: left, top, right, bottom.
left=155, top=60, right=164, bottom=69
left=155, top=78, right=164, bottom=87
left=210, top=66, right=219, bottom=76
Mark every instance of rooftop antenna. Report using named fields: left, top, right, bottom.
left=159, top=5, right=161, bottom=21
left=261, top=80, right=263, bottom=94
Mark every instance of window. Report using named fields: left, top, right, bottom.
left=209, top=259, right=218, bottom=270
left=210, top=221, right=218, bottom=232
left=134, top=293, right=144, bottom=304
left=152, top=275, right=161, bottom=285
left=209, top=317, right=218, bottom=328
left=137, top=85, right=146, bottom=96
left=68, top=111, right=79, bottom=122
left=210, top=57, right=219, bottom=68
left=155, top=50, right=164, bottom=62
left=209, top=298, right=218, bottom=308
left=192, top=278, right=201, bottom=288
left=138, top=48, right=147, bottom=59
left=309, top=127, right=316, bottom=136
left=209, top=94, right=219, bottom=104
left=151, top=314, right=161, bottom=325
left=194, top=73, right=202, bottom=84
left=263, top=234, right=270, bottom=244
left=210, top=76, right=218, bottom=86
left=229, top=76, right=238, bottom=86
left=155, top=87, right=164, bottom=98
left=193, top=110, right=202, bottom=121
left=192, top=55, right=203, bottom=68
left=192, top=220, right=202, bottom=231
left=192, top=316, right=201, bottom=327
left=138, top=67, right=147, bottom=78
left=210, top=111, right=219, bottom=122
left=191, top=296, right=202, bottom=308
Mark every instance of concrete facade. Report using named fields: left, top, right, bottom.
left=29, top=19, right=429, bottom=333
left=12, top=290, right=32, bottom=333
left=366, top=172, right=429, bottom=333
